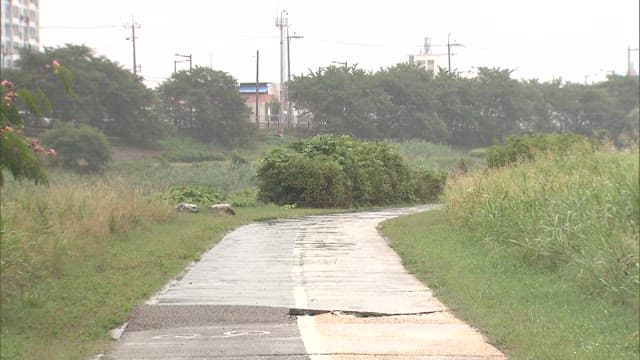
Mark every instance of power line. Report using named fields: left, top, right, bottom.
left=41, top=25, right=120, bottom=29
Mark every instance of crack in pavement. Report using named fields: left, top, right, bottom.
left=288, top=307, right=449, bottom=318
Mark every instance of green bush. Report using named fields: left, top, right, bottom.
left=257, top=134, right=426, bottom=208
left=167, top=185, right=224, bottom=205
left=486, top=133, right=593, bottom=168
left=411, top=168, right=447, bottom=202
left=41, top=123, right=111, bottom=173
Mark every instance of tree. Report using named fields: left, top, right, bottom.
left=374, top=63, right=448, bottom=141
left=158, top=67, right=253, bottom=147
left=8, top=45, right=168, bottom=146
left=1, top=60, right=69, bottom=186
left=289, top=65, right=384, bottom=139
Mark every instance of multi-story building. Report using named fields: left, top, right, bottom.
left=1, top=0, right=40, bottom=69
left=407, top=37, right=447, bottom=73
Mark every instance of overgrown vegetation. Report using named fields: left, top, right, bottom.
left=256, top=134, right=446, bottom=207
left=447, top=145, right=639, bottom=305
left=41, top=123, right=112, bottom=173
left=486, top=132, right=594, bottom=168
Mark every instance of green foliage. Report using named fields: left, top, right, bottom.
left=159, top=137, right=226, bottom=162
left=411, top=168, right=447, bottom=202
left=0, top=130, right=47, bottom=186
left=167, top=185, right=225, bottom=206
left=1, top=62, right=71, bottom=186
left=389, top=139, right=484, bottom=171
left=158, top=67, right=254, bottom=147
left=289, top=63, right=639, bottom=147
left=486, top=132, right=593, bottom=168
left=226, top=187, right=260, bottom=207
left=10, top=45, right=169, bottom=146
left=41, top=123, right=111, bottom=173
left=257, top=134, right=436, bottom=207
left=446, top=147, right=639, bottom=305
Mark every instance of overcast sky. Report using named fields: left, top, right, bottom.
left=40, top=0, right=639, bottom=88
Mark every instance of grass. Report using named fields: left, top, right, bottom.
left=381, top=210, right=639, bottom=359
left=0, top=205, right=336, bottom=360
left=445, top=146, right=639, bottom=304
left=389, top=139, right=485, bottom=171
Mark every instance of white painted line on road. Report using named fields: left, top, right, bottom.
left=297, top=315, right=327, bottom=360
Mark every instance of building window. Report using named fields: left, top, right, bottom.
left=427, top=60, right=435, bottom=71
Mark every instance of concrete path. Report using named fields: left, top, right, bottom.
left=105, top=205, right=505, bottom=359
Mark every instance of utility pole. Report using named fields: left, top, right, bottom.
left=628, top=47, right=640, bottom=76
left=287, top=30, right=304, bottom=82
left=256, top=50, right=260, bottom=125
left=125, top=16, right=141, bottom=76
left=287, top=29, right=303, bottom=127
left=447, top=33, right=463, bottom=74
left=275, top=10, right=288, bottom=131
left=175, top=53, right=193, bottom=127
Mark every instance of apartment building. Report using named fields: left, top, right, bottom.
left=1, top=0, right=40, bottom=69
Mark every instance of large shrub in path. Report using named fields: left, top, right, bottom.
left=41, top=123, right=111, bottom=173
left=257, top=134, right=438, bottom=207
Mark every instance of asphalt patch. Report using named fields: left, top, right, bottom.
left=126, top=305, right=296, bottom=331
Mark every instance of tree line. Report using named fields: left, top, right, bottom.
left=5, top=45, right=252, bottom=147
left=5, top=45, right=639, bottom=149
left=290, top=64, right=639, bottom=147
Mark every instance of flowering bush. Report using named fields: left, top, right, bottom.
left=0, top=60, right=69, bottom=186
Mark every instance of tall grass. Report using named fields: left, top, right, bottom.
left=0, top=173, right=174, bottom=304
left=111, top=159, right=257, bottom=194
left=445, top=145, right=639, bottom=305
left=389, top=139, right=485, bottom=171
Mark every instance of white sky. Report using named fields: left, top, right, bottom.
left=40, top=0, right=639, bottom=89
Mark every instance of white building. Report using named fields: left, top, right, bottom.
left=407, top=37, right=447, bottom=73
left=1, top=0, right=40, bottom=69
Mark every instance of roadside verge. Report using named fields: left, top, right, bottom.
left=381, top=210, right=639, bottom=360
